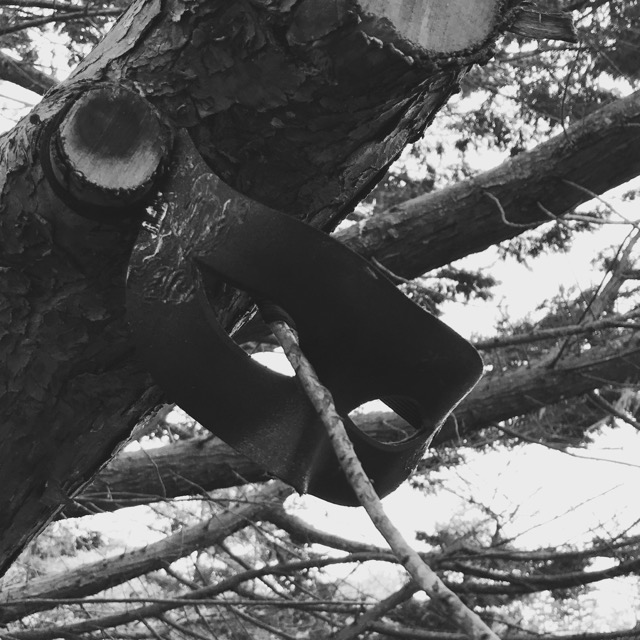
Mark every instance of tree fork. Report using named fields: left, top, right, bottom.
left=0, top=0, right=527, bottom=575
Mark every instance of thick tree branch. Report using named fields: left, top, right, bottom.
left=61, top=436, right=272, bottom=518
left=0, top=51, right=55, bottom=95
left=337, top=89, right=640, bottom=278
left=440, top=331, right=640, bottom=444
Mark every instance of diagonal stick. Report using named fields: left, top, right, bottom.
left=265, top=314, right=501, bottom=640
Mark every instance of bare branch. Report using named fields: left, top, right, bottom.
left=474, top=310, right=640, bottom=350
left=0, top=51, right=56, bottom=94
left=587, top=390, right=640, bottom=431
left=369, top=621, right=640, bottom=640
left=267, top=316, right=500, bottom=640
left=0, top=0, right=100, bottom=9
left=0, top=8, right=121, bottom=36
left=267, top=506, right=390, bottom=556
left=337, top=90, right=640, bottom=279
left=331, top=582, right=419, bottom=640
left=0, top=483, right=292, bottom=624
left=0, top=554, right=391, bottom=640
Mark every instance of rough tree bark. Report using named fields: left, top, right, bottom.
left=0, top=0, right=528, bottom=577
left=338, top=88, right=640, bottom=278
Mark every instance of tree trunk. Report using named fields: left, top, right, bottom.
left=0, top=0, right=522, bottom=575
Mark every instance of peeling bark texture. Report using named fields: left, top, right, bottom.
left=508, top=7, right=577, bottom=42
left=337, top=88, right=640, bottom=278
left=70, top=0, right=513, bottom=230
left=0, top=0, right=521, bottom=576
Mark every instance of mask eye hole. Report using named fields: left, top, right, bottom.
left=348, top=397, right=421, bottom=444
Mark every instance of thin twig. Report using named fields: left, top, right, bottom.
left=494, top=423, right=640, bottom=470
left=586, top=390, right=640, bottom=432
left=228, top=608, right=299, bottom=640
left=331, top=582, right=419, bottom=640
left=537, top=200, right=570, bottom=225
left=474, top=310, right=640, bottom=351
left=562, top=178, right=640, bottom=230
left=547, top=228, right=640, bottom=368
left=370, top=257, right=438, bottom=312
left=157, top=615, right=211, bottom=640
left=484, top=190, right=538, bottom=228
left=265, top=315, right=500, bottom=640
left=371, top=256, right=412, bottom=284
